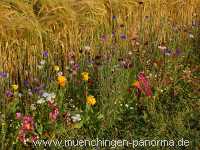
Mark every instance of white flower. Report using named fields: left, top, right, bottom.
left=130, top=107, right=134, bottom=110
left=189, top=34, right=194, bottom=38
left=31, top=104, right=36, bottom=110
left=71, top=114, right=81, bottom=122
left=50, top=93, right=56, bottom=99
left=125, top=104, right=129, bottom=108
left=37, top=98, right=45, bottom=104
left=57, top=71, right=63, bottom=76
left=128, top=51, right=132, bottom=55
left=42, top=92, right=56, bottom=102
left=46, top=93, right=56, bottom=101
left=18, top=93, right=22, bottom=97
left=40, top=60, right=46, bottom=65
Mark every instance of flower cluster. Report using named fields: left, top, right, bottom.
left=16, top=114, right=38, bottom=144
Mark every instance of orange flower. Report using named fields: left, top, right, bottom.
left=132, top=81, right=141, bottom=89
left=57, top=75, right=67, bottom=87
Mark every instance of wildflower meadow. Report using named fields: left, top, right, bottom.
left=0, top=0, right=200, bottom=149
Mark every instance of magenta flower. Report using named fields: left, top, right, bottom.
left=137, top=72, right=153, bottom=97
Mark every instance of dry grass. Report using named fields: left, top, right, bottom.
left=0, top=0, right=199, bottom=78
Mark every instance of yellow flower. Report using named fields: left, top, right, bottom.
left=57, top=75, right=67, bottom=87
left=12, top=84, right=18, bottom=91
left=81, top=72, right=89, bottom=81
left=86, top=95, right=96, bottom=106
left=54, top=65, right=60, bottom=71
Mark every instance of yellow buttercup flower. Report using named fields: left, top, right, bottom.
left=12, top=84, right=18, bottom=91
left=81, top=72, right=89, bottom=81
left=54, top=65, right=60, bottom=71
left=86, top=95, right=96, bottom=106
left=57, top=75, right=67, bottom=87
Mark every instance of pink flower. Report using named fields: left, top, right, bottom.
left=16, top=112, right=22, bottom=120
left=22, top=116, right=34, bottom=131
left=49, top=107, right=59, bottom=122
left=138, top=72, right=152, bottom=96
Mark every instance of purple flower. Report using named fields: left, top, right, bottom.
left=43, top=51, right=48, bottom=57
left=6, top=90, right=13, bottom=97
left=120, top=34, right=127, bottom=40
left=0, top=72, right=8, bottom=78
left=112, top=16, right=116, bottom=20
